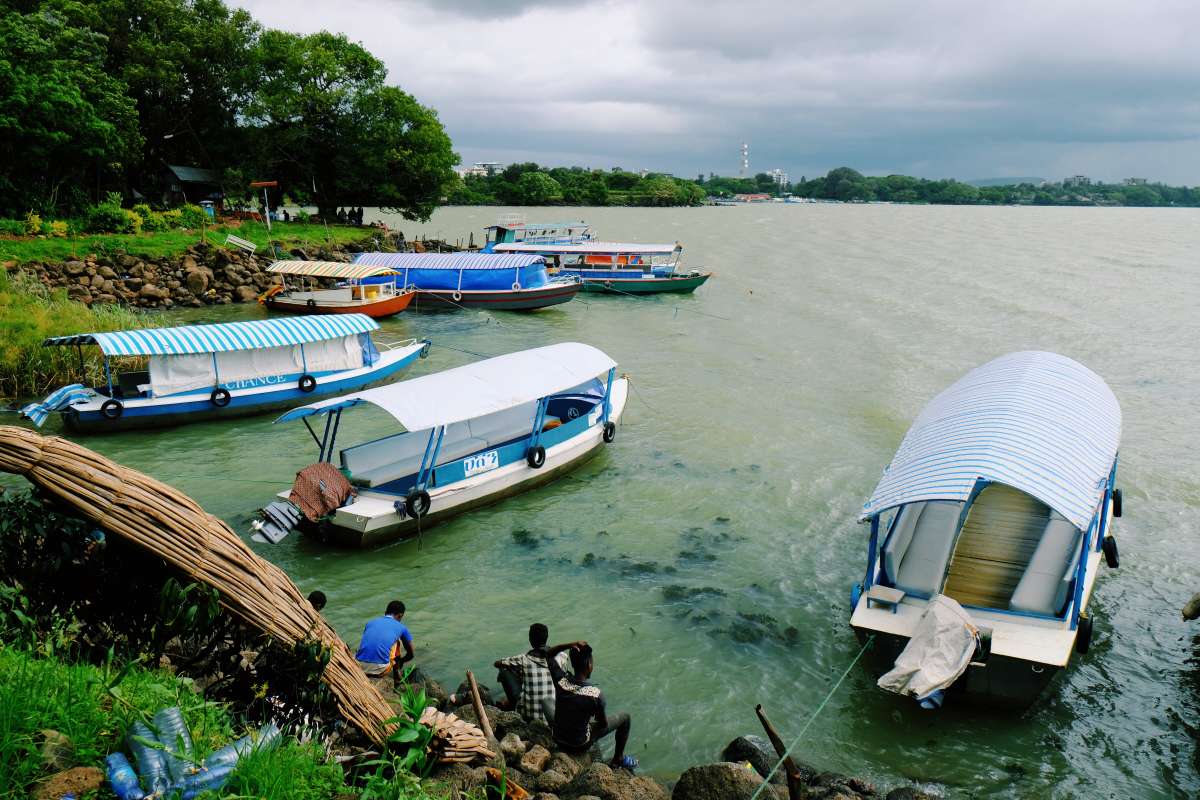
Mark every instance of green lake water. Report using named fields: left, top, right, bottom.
left=13, top=204, right=1200, bottom=797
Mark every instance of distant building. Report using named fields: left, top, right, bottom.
left=1123, top=177, right=1147, bottom=186
left=161, top=165, right=223, bottom=209
left=1063, top=175, right=1091, bottom=187
left=768, top=168, right=789, bottom=188
left=459, top=161, right=503, bottom=178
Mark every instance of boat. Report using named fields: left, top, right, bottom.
left=849, top=351, right=1123, bottom=708
left=351, top=252, right=582, bottom=310
left=481, top=214, right=593, bottom=250
left=492, top=241, right=711, bottom=295
left=267, top=343, right=628, bottom=547
left=259, top=261, right=415, bottom=318
left=22, top=315, right=430, bottom=433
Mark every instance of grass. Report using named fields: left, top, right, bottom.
left=0, top=221, right=377, bottom=265
left=0, top=269, right=152, bottom=402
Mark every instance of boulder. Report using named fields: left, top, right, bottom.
left=566, top=763, right=668, bottom=800
left=64, top=260, right=86, bottom=276
left=98, top=265, right=118, bottom=279
left=118, top=254, right=138, bottom=268
left=185, top=267, right=212, bottom=295
left=66, top=285, right=91, bottom=303
left=234, top=285, right=259, bottom=303
left=672, top=763, right=768, bottom=800
left=533, top=794, right=560, bottom=800
left=884, top=790, right=935, bottom=800
left=520, top=744, right=552, bottom=775
left=807, top=772, right=876, bottom=797
left=501, top=733, right=528, bottom=762
left=94, top=294, right=118, bottom=305
left=535, top=769, right=570, bottom=793
left=429, top=763, right=488, bottom=799
left=139, top=283, right=167, bottom=300
left=548, top=752, right=582, bottom=781
left=35, top=767, right=103, bottom=800
left=90, top=273, right=105, bottom=289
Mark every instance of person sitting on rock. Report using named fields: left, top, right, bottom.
left=545, top=640, right=637, bottom=770
left=354, top=599, right=414, bottom=687
left=492, top=623, right=569, bottom=724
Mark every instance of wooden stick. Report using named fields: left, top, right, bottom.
left=466, top=669, right=494, bottom=741
left=755, top=703, right=803, bottom=800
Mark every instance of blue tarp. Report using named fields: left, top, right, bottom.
left=352, top=252, right=550, bottom=290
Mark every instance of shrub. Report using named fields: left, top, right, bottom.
left=160, top=208, right=184, bottom=228
left=141, top=211, right=169, bottom=232
left=0, top=219, right=24, bottom=236
left=123, top=208, right=143, bottom=234
left=42, top=220, right=68, bottom=238
left=132, top=203, right=154, bottom=219
left=23, top=212, right=41, bottom=235
left=84, top=192, right=135, bottom=233
left=178, top=204, right=210, bottom=229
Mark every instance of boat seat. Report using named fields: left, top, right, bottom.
left=1009, top=513, right=1083, bottom=616
left=468, top=402, right=538, bottom=448
left=341, top=422, right=486, bottom=488
left=882, top=501, right=965, bottom=597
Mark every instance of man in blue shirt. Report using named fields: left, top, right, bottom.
left=355, top=600, right=414, bottom=687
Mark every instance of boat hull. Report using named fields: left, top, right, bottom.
left=266, top=291, right=414, bottom=318
left=576, top=272, right=711, bottom=294
left=308, top=378, right=628, bottom=547
left=409, top=282, right=581, bottom=311
left=61, top=343, right=427, bottom=434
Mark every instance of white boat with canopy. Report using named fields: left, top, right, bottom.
left=850, top=351, right=1124, bottom=707
left=260, top=261, right=415, bottom=318
left=266, top=343, right=628, bottom=547
left=23, top=315, right=429, bottom=433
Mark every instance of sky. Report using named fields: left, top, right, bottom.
left=233, top=0, right=1200, bottom=183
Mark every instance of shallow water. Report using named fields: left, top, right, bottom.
left=14, top=204, right=1200, bottom=797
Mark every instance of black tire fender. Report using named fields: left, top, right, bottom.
left=298, top=374, right=317, bottom=393
left=1102, top=535, right=1119, bottom=568
left=602, top=421, right=616, bottom=443
left=210, top=387, right=231, bottom=407
left=1075, top=615, right=1093, bottom=654
left=526, top=445, right=546, bottom=469
left=306, top=298, right=317, bottom=310
left=1112, top=488, right=1122, bottom=518
left=404, top=489, right=431, bottom=518
left=100, top=399, right=123, bottom=419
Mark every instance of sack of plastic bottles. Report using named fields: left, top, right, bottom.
left=126, top=720, right=170, bottom=794
left=151, top=706, right=195, bottom=781
left=105, top=752, right=146, bottom=800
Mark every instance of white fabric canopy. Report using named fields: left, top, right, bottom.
left=277, top=342, right=616, bottom=430
left=150, top=337, right=362, bottom=396
left=877, top=594, right=979, bottom=701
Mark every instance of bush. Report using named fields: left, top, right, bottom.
left=132, top=203, right=154, bottom=219
left=41, top=220, right=69, bottom=238
left=178, top=204, right=210, bottom=229
left=0, top=219, right=24, bottom=236
left=142, top=211, right=170, bottom=232
left=84, top=193, right=137, bottom=233
left=23, top=212, right=41, bottom=235
left=161, top=208, right=184, bottom=228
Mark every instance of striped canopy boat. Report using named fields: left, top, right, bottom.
left=491, top=241, right=711, bottom=295
left=260, top=261, right=415, bottom=318
left=849, top=351, right=1124, bottom=708
left=26, top=315, right=429, bottom=433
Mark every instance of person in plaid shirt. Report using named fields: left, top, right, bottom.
left=493, top=623, right=568, bottom=724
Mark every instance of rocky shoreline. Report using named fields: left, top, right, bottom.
left=401, top=676, right=933, bottom=800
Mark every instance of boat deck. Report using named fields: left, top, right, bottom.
left=943, top=484, right=1048, bottom=609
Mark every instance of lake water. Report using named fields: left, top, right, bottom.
left=19, top=204, right=1200, bottom=797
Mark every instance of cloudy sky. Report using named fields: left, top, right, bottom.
left=234, top=0, right=1200, bottom=183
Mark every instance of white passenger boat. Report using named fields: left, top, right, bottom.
left=272, top=343, right=628, bottom=547
left=850, top=351, right=1123, bottom=707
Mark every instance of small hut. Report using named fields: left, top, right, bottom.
left=162, top=165, right=224, bottom=210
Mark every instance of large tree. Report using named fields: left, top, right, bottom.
left=245, top=29, right=457, bottom=220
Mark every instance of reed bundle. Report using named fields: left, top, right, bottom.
left=0, top=425, right=394, bottom=744
left=418, top=707, right=495, bottom=764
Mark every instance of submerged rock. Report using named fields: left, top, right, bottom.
left=671, top=763, right=771, bottom=800
left=566, top=763, right=668, bottom=800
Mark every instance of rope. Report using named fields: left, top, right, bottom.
left=623, top=373, right=659, bottom=414
left=592, top=282, right=731, bottom=321
left=432, top=342, right=500, bottom=361
left=748, top=635, right=876, bottom=800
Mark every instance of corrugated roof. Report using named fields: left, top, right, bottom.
left=352, top=252, right=544, bottom=270
left=43, top=315, right=379, bottom=357
left=166, top=165, right=222, bottom=184
left=860, top=351, right=1122, bottom=530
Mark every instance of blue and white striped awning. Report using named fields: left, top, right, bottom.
left=860, top=351, right=1122, bottom=530
left=353, top=252, right=543, bottom=270
left=42, top=314, right=379, bottom=356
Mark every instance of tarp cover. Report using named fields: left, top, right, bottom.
left=352, top=252, right=550, bottom=290
left=877, top=594, right=979, bottom=701
left=493, top=242, right=678, bottom=255
left=277, top=342, right=615, bottom=431
left=149, top=336, right=361, bottom=396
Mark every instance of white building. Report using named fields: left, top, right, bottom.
left=1063, top=175, right=1091, bottom=187
left=768, top=168, right=789, bottom=188
left=1123, top=177, right=1147, bottom=186
left=459, top=162, right=503, bottom=178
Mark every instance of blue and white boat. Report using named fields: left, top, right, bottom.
left=272, top=342, right=628, bottom=547
left=25, top=315, right=429, bottom=433
left=850, top=351, right=1123, bottom=707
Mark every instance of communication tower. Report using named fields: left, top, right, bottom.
left=740, top=142, right=749, bottom=176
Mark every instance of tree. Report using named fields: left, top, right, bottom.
left=0, top=4, right=141, bottom=214
left=244, top=29, right=456, bottom=220
left=514, top=171, right=560, bottom=205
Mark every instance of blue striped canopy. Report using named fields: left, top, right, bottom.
left=42, top=314, right=379, bottom=356
left=352, top=252, right=543, bottom=270
left=860, top=351, right=1122, bottom=530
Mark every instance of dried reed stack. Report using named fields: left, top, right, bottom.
left=0, top=425, right=394, bottom=744
left=418, top=707, right=495, bottom=764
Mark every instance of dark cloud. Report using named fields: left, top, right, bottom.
left=235, top=0, right=1200, bottom=182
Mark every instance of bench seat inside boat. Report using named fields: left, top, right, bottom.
left=882, top=500, right=965, bottom=597
left=1008, top=513, right=1083, bottom=616
left=340, top=403, right=548, bottom=489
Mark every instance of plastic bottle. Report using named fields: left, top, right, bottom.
left=151, top=706, right=195, bottom=781
left=104, top=752, right=146, bottom=800
left=172, top=764, right=235, bottom=800
left=204, top=722, right=283, bottom=769
left=126, top=721, right=171, bottom=794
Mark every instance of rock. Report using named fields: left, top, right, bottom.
left=429, top=763, right=488, bottom=798
left=39, top=730, right=72, bottom=770
left=64, top=260, right=86, bottom=276
left=501, top=732, right=528, bottom=762
left=90, top=273, right=105, bottom=288
left=672, top=763, right=766, bottom=800
left=567, top=763, right=668, bottom=800
left=884, top=789, right=935, bottom=800
left=118, top=254, right=138, bottom=268
left=520, top=744, right=552, bottom=775
left=181, top=255, right=199, bottom=272
left=533, top=794, right=560, bottom=800
left=185, top=267, right=212, bottom=295
left=98, top=265, right=118, bottom=279
left=94, top=294, right=118, bottom=305
left=139, top=283, right=163, bottom=299
left=535, top=769, right=570, bottom=793
left=721, top=736, right=783, bottom=784
left=35, top=766, right=103, bottom=800
left=234, top=285, right=260, bottom=303
left=66, top=285, right=91, bottom=303
left=548, top=752, right=582, bottom=781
